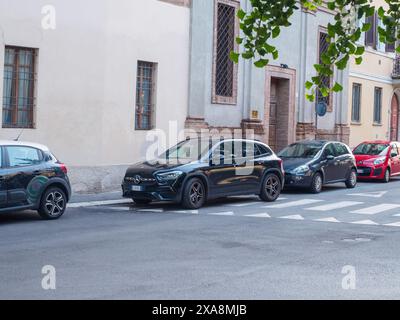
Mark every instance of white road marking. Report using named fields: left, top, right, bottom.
left=170, top=210, right=199, bottom=214
left=245, top=213, right=271, bottom=218
left=276, top=197, right=287, bottom=201
left=228, top=201, right=260, bottom=207
left=136, top=209, right=164, bottom=213
left=103, top=206, right=131, bottom=211
left=350, top=204, right=400, bottom=215
left=208, top=211, right=235, bottom=216
left=279, top=215, right=304, bottom=220
left=385, top=222, right=400, bottom=227
left=264, top=199, right=323, bottom=209
left=314, top=217, right=341, bottom=223
left=68, top=199, right=131, bottom=208
left=306, top=201, right=363, bottom=212
left=351, top=220, right=379, bottom=225
left=348, top=191, right=388, bottom=198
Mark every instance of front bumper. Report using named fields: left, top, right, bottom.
left=357, top=165, right=385, bottom=180
left=284, top=173, right=313, bottom=188
left=122, top=182, right=182, bottom=202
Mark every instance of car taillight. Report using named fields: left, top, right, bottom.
left=60, top=164, right=68, bottom=174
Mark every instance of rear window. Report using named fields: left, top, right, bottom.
left=353, top=143, right=389, bottom=156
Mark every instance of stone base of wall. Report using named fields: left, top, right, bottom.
left=68, top=165, right=129, bottom=194
left=317, top=124, right=350, bottom=144
left=296, top=123, right=350, bottom=144
left=296, top=122, right=316, bottom=141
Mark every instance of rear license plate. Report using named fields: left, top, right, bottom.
left=357, top=169, right=364, bottom=174
left=131, top=186, right=144, bottom=192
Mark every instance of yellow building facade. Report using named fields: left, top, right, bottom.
left=348, top=0, right=400, bottom=148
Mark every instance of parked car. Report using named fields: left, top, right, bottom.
left=122, top=138, right=284, bottom=209
left=353, top=140, right=400, bottom=183
left=0, top=141, right=71, bottom=219
left=278, top=140, right=357, bottom=193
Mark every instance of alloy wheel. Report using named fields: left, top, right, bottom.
left=350, top=171, right=357, bottom=186
left=45, top=191, right=65, bottom=216
left=189, top=182, right=204, bottom=206
left=265, top=175, right=280, bottom=198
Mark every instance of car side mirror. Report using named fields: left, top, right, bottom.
left=326, top=155, right=335, bottom=161
left=391, top=152, right=398, bottom=158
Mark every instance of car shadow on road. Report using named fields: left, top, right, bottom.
left=0, top=211, right=43, bottom=225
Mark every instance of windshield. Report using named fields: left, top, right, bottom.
left=278, top=143, right=323, bottom=158
left=353, top=143, right=389, bottom=156
left=158, top=139, right=212, bottom=163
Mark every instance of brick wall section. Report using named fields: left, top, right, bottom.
left=158, top=0, right=191, bottom=7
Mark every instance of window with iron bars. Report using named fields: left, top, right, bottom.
left=316, top=30, right=332, bottom=112
left=135, top=61, right=157, bottom=130
left=2, top=46, right=36, bottom=128
left=212, top=0, right=239, bottom=105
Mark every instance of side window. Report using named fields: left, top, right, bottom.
left=256, top=144, right=273, bottom=157
left=334, top=143, right=349, bottom=156
left=212, top=141, right=235, bottom=165
left=324, top=144, right=336, bottom=157
left=6, top=146, right=42, bottom=167
left=242, top=142, right=256, bottom=159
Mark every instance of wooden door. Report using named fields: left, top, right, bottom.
left=269, top=79, right=278, bottom=151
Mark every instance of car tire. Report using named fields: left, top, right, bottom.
left=345, top=169, right=357, bottom=189
left=182, top=178, right=206, bottom=209
left=132, top=199, right=152, bottom=206
left=310, top=173, right=323, bottom=194
left=260, top=173, right=282, bottom=202
left=38, top=187, right=67, bottom=220
left=383, top=168, right=390, bottom=183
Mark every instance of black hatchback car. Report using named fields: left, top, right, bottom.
left=122, top=139, right=284, bottom=209
left=278, top=140, right=357, bottom=193
left=0, top=141, right=71, bottom=219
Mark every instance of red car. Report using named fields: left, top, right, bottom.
left=353, top=140, right=400, bottom=182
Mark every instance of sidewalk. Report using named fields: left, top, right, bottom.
left=70, top=190, right=124, bottom=204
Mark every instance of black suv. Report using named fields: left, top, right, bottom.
left=278, top=140, right=357, bottom=193
left=122, top=139, right=284, bottom=209
left=0, top=141, right=71, bottom=219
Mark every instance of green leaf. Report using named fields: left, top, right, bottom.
left=332, top=82, right=343, bottom=92
left=362, top=23, right=371, bottom=32
left=306, top=94, right=315, bottom=102
left=236, top=37, right=243, bottom=45
left=272, top=50, right=279, bottom=60
left=305, top=81, right=313, bottom=90
left=254, top=59, right=269, bottom=68
left=272, top=27, right=281, bottom=38
left=355, top=57, right=363, bottom=65
left=242, top=51, right=254, bottom=59
left=237, top=8, right=246, bottom=20
left=355, top=46, right=365, bottom=55
left=230, top=51, right=240, bottom=63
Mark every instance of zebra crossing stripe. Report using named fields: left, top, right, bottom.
left=208, top=211, right=235, bottom=216
left=279, top=215, right=304, bottom=220
left=265, top=199, right=322, bottom=209
left=384, top=222, right=400, bottom=227
left=229, top=202, right=261, bottom=207
left=351, top=220, right=379, bottom=225
left=350, top=204, right=400, bottom=215
left=245, top=213, right=271, bottom=218
left=137, top=209, right=164, bottom=213
left=306, top=201, right=363, bottom=212
left=314, top=217, right=341, bottom=223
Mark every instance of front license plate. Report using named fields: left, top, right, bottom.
left=357, top=169, right=364, bottom=174
left=131, top=185, right=143, bottom=192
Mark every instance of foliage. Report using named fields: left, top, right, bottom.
left=231, top=0, right=400, bottom=101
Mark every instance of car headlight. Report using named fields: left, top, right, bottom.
left=292, top=165, right=310, bottom=175
left=155, top=171, right=183, bottom=182
left=373, top=157, right=386, bottom=165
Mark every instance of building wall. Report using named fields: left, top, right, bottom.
left=187, top=0, right=350, bottom=150
left=348, top=0, right=396, bottom=148
left=0, top=0, right=190, bottom=192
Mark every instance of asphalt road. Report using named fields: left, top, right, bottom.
left=2, top=179, right=400, bottom=299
